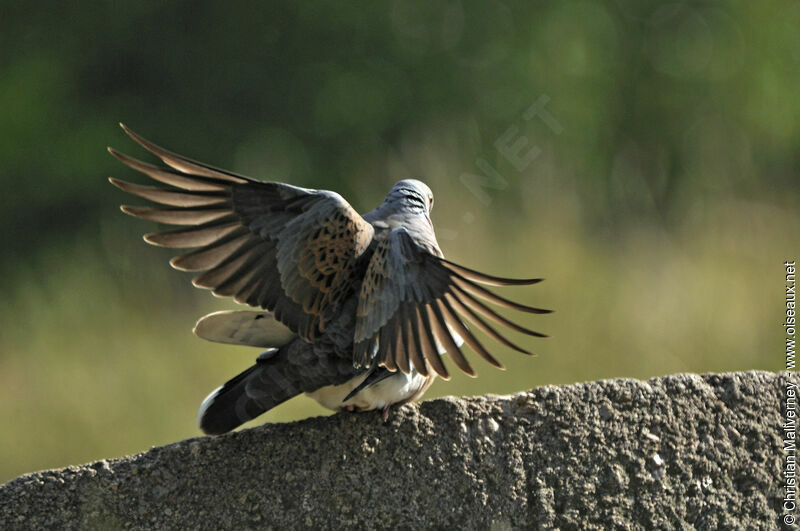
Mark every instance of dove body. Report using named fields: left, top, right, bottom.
left=307, top=367, right=429, bottom=413
left=110, top=126, right=549, bottom=434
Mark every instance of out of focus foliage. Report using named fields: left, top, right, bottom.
left=1, top=1, right=798, bottom=482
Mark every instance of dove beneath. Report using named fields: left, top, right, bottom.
left=109, top=124, right=551, bottom=434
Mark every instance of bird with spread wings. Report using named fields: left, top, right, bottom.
left=109, top=124, right=550, bottom=435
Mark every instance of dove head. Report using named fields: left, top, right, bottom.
left=384, top=179, right=434, bottom=214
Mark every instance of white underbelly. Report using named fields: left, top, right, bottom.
left=306, top=371, right=427, bottom=412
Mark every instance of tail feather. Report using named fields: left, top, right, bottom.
left=193, top=310, right=296, bottom=348
left=197, top=349, right=301, bottom=435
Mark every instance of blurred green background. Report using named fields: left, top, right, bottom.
left=1, top=1, right=798, bottom=483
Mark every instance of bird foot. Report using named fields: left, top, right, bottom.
left=381, top=405, right=390, bottom=422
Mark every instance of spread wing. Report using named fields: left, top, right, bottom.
left=353, top=228, right=549, bottom=379
left=109, top=124, right=374, bottom=341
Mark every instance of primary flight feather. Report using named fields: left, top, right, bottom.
left=110, top=124, right=550, bottom=434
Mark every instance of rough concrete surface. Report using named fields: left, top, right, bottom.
left=0, top=371, right=793, bottom=529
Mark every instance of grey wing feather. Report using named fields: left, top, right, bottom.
left=109, top=124, right=375, bottom=342
left=354, top=228, right=550, bottom=379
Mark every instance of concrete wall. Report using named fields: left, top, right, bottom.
left=0, top=371, right=792, bottom=529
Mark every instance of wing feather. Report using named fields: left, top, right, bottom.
left=407, top=306, right=429, bottom=377
left=109, top=178, right=229, bottom=207
left=119, top=124, right=249, bottom=183
left=394, top=311, right=411, bottom=374
left=354, top=228, right=548, bottom=378
left=170, top=233, right=252, bottom=271
left=418, top=305, right=449, bottom=379
left=439, top=296, right=502, bottom=369
left=429, top=301, right=475, bottom=376
left=446, top=290, right=532, bottom=354
left=379, top=322, right=398, bottom=372
left=110, top=125, right=374, bottom=341
left=143, top=221, right=242, bottom=248
left=440, top=258, right=543, bottom=286
left=109, top=147, right=228, bottom=191
left=450, top=284, right=548, bottom=338
left=121, top=205, right=232, bottom=225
